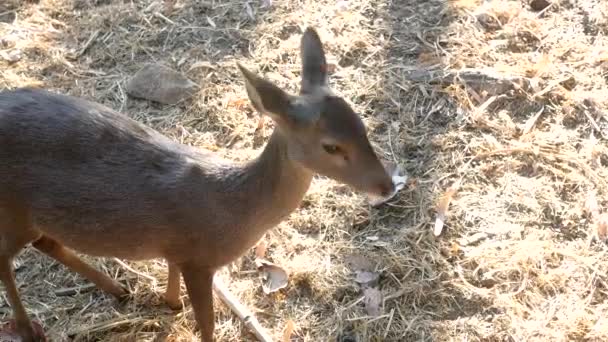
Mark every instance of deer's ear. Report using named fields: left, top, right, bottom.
left=300, top=27, right=328, bottom=93
left=237, top=63, right=320, bottom=125
left=238, top=63, right=291, bottom=119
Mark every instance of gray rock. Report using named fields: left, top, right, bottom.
left=126, top=63, right=198, bottom=105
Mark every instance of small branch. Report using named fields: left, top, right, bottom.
left=113, top=258, right=157, bottom=283
left=404, top=68, right=532, bottom=93
left=54, top=276, right=135, bottom=297
left=213, top=276, right=273, bottom=342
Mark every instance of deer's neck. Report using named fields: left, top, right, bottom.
left=221, top=128, right=313, bottom=233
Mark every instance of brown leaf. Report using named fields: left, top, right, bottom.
left=255, top=239, right=267, bottom=259
left=529, top=0, right=552, bottom=11
left=282, top=319, right=296, bottom=342
left=363, top=287, right=383, bottom=317
left=354, top=271, right=379, bottom=287
left=227, top=98, right=249, bottom=110
left=597, top=213, right=608, bottom=241
left=344, top=254, right=374, bottom=272
left=434, top=179, right=461, bottom=236
left=584, top=191, right=600, bottom=218
left=256, top=259, right=289, bottom=294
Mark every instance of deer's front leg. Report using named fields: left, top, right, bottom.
left=180, top=262, right=215, bottom=342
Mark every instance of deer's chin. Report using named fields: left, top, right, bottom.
left=366, top=166, right=408, bottom=207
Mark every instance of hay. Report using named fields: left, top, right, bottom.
left=1, top=0, right=608, bottom=340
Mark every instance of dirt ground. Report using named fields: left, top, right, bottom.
left=2, top=0, right=608, bottom=341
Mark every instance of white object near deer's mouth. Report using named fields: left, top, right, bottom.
left=367, top=163, right=408, bottom=206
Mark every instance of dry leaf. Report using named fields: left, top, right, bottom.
left=533, top=53, right=552, bottom=78
left=255, top=239, right=267, bottom=259
left=345, top=254, right=374, bottom=272
left=282, top=319, right=296, bottom=342
left=188, top=61, right=216, bottom=71
left=434, top=179, right=461, bottom=236
left=596, top=214, right=608, bottom=241
left=585, top=191, right=600, bottom=217
left=363, top=287, right=383, bottom=317
left=227, top=98, right=249, bottom=110
left=256, top=259, right=288, bottom=294
left=0, top=50, right=22, bottom=63
left=206, top=16, right=216, bottom=28
left=354, top=270, right=379, bottom=288
left=245, top=2, right=255, bottom=20
left=163, top=0, right=175, bottom=15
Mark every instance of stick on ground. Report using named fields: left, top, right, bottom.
left=213, top=276, right=273, bottom=342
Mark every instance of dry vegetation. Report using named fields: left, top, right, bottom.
left=1, top=0, right=608, bottom=341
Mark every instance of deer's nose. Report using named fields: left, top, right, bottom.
left=378, top=180, right=395, bottom=198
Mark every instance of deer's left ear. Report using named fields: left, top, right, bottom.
left=300, top=27, right=328, bottom=94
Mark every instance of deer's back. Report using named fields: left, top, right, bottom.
left=0, top=88, right=224, bottom=261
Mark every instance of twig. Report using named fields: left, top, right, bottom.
left=153, top=11, right=176, bottom=25
left=67, top=313, right=145, bottom=336
left=113, top=258, right=157, bottom=283
left=584, top=110, right=607, bottom=139
left=213, top=276, right=273, bottom=342
left=404, top=68, right=532, bottom=92
left=67, top=29, right=100, bottom=60
left=522, top=106, right=545, bottom=135
left=54, top=276, right=135, bottom=296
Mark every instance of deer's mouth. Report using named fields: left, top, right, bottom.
left=366, top=164, right=407, bottom=206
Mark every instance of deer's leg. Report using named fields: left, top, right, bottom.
left=180, top=262, right=215, bottom=342
left=164, top=262, right=182, bottom=310
left=32, top=235, right=127, bottom=300
left=0, top=257, right=41, bottom=342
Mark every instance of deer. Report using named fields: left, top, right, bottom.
left=0, top=27, right=396, bottom=341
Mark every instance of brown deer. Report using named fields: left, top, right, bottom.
left=0, top=27, right=395, bottom=341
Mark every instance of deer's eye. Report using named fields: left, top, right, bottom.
left=322, top=144, right=341, bottom=155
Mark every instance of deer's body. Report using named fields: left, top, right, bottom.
left=0, top=28, right=394, bottom=342
left=0, top=89, right=311, bottom=265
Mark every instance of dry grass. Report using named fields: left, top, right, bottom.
left=1, top=0, right=608, bottom=341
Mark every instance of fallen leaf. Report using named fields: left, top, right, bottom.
left=597, top=213, right=608, bottom=241
left=245, top=2, right=255, bottom=20
left=227, top=98, right=249, bottom=110
left=282, top=319, right=296, bottom=342
left=363, top=287, right=383, bottom=317
left=584, top=191, right=600, bottom=218
left=255, top=239, right=267, bottom=259
left=434, top=179, right=461, bottom=236
left=450, top=242, right=461, bottom=256
left=354, top=271, right=379, bottom=287
left=0, top=49, right=21, bottom=63
left=188, top=60, right=216, bottom=71
left=533, top=53, right=552, bottom=78
left=163, top=0, right=175, bottom=14
left=256, top=259, right=289, bottom=294
left=344, top=254, right=374, bottom=272
left=206, top=16, right=216, bottom=28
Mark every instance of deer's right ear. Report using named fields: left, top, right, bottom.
left=237, top=63, right=320, bottom=125
left=237, top=63, right=291, bottom=120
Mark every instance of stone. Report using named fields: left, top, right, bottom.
left=126, top=63, right=198, bottom=105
